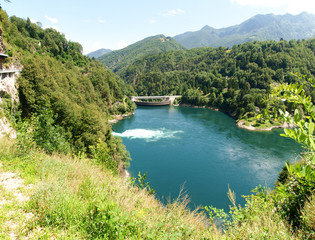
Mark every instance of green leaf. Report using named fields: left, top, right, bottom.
left=294, top=109, right=300, bottom=122
left=297, top=84, right=304, bottom=94
left=308, top=121, right=314, bottom=136
left=295, top=162, right=302, bottom=173
left=298, top=132, right=307, bottom=143
left=256, top=114, right=263, bottom=119
left=304, top=165, right=312, bottom=180
left=286, top=162, right=294, bottom=175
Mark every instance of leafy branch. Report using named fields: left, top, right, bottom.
left=268, top=75, right=314, bottom=163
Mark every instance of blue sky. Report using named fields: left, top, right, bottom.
left=2, top=0, right=315, bottom=54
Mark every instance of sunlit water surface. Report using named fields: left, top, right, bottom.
left=113, top=106, right=301, bottom=211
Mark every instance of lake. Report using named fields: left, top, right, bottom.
left=113, top=106, right=301, bottom=211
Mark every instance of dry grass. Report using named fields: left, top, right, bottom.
left=0, top=137, right=308, bottom=239
left=300, top=194, right=315, bottom=239
left=224, top=194, right=301, bottom=239
left=39, top=153, right=222, bottom=239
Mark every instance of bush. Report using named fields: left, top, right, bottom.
left=90, top=139, right=118, bottom=174
left=17, top=107, right=71, bottom=155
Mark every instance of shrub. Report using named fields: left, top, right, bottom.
left=17, top=107, right=71, bottom=155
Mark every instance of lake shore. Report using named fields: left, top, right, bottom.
left=109, top=112, right=134, bottom=124
left=236, top=120, right=296, bottom=131
left=112, top=104, right=294, bottom=132
left=179, top=103, right=294, bottom=132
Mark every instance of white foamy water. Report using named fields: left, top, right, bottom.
left=112, top=128, right=183, bottom=141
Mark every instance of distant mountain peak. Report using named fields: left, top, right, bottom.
left=174, top=12, right=315, bottom=49
left=87, top=48, right=112, bottom=58
left=201, top=25, right=215, bottom=31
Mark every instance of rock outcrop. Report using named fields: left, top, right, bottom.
left=0, top=26, right=18, bottom=138
left=0, top=25, right=5, bottom=53
left=0, top=117, right=16, bottom=138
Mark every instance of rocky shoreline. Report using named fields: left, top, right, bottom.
left=108, top=112, right=134, bottom=124
left=236, top=120, right=296, bottom=131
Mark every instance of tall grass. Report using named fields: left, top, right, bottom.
left=0, top=137, right=220, bottom=239
left=0, top=137, right=312, bottom=239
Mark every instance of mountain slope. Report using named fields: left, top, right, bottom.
left=174, top=12, right=315, bottom=49
left=98, top=35, right=185, bottom=76
left=0, top=9, right=135, bottom=170
left=87, top=48, right=112, bottom=58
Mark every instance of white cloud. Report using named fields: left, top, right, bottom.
left=285, top=0, right=315, bottom=14
left=83, top=41, right=101, bottom=55
left=98, top=19, right=106, bottom=23
left=45, top=15, right=58, bottom=24
left=163, top=9, right=185, bottom=17
left=117, top=40, right=127, bottom=49
left=149, top=19, right=158, bottom=24
left=230, top=0, right=286, bottom=8
left=230, top=0, right=315, bottom=14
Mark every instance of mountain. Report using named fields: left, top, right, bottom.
left=1, top=10, right=135, bottom=165
left=174, top=12, right=315, bottom=49
left=122, top=39, right=315, bottom=115
left=86, top=48, right=112, bottom=58
left=98, top=34, right=185, bottom=76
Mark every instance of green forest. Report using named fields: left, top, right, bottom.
left=98, top=34, right=185, bottom=77
left=122, top=40, right=315, bottom=123
left=0, top=10, right=135, bottom=172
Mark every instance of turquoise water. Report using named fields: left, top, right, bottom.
left=113, top=106, right=301, bottom=211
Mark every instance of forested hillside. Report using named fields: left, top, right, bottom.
left=174, top=12, right=315, bottom=49
left=0, top=9, right=135, bottom=171
left=98, top=35, right=185, bottom=76
left=123, top=39, right=315, bottom=119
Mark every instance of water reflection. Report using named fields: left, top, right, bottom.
left=176, top=106, right=300, bottom=157
left=113, top=106, right=302, bottom=211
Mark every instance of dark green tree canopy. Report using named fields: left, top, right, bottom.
left=0, top=8, right=135, bottom=168
left=122, top=39, right=315, bottom=118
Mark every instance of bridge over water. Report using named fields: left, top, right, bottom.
left=131, top=95, right=181, bottom=106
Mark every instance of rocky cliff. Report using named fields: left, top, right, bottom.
left=0, top=25, right=17, bottom=138
left=0, top=25, right=5, bottom=53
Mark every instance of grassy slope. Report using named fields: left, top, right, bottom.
left=98, top=35, right=185, bottom=76
left=0, top=137, right=307, bottom=239
left=0, top=138, right=220, bottom=239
